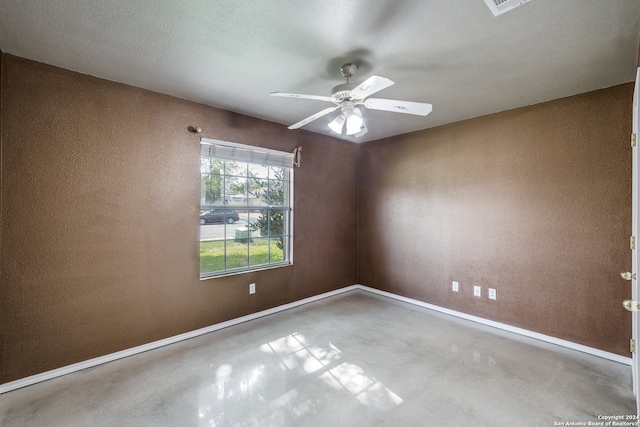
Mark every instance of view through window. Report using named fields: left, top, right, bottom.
left=200, top=139, right=293, bottom=278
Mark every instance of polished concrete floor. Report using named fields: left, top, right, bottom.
left=0, top=290, right=636, bottom=426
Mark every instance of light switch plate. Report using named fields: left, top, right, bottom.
left=452, top=281, right=459, bottom=292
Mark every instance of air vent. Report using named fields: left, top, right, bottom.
left=483, top=0, right=531, bottom=16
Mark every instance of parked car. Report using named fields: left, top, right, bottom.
left=200, top=209, right=240, bottom=225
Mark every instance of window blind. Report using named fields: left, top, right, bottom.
left=200, top=138, right=293, bottom=168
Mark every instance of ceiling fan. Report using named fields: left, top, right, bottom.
left=271, top=63, right=433, bottom=138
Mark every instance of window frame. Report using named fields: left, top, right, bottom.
left=199, top=138, right=294, bottom=279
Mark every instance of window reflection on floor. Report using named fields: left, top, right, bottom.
left=198, top=332, right=403, bottom=425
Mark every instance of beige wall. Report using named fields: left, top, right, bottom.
left=0, top=55, right=359, bottom=384
left=358, top=84, right=634, bottom=356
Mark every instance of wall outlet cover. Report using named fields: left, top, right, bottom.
left=488, top=288, right=496, bottom=300
left=473, top=285, right=481, bottom=297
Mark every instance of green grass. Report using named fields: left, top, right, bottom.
left=200, top=239, right=284, bottom=275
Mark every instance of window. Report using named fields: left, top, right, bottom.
left=199, top=138, right=293, bottom=278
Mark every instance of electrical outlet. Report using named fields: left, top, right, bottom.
left=249, top=283, right=256, bottom=294
left=473, top=285, right=481, bottom=297
left=452, top=281, right=459, bottom=292
left=488, top=288, right=496, bottom=300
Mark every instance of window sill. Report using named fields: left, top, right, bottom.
left=199, top=262, right=292, bottom=280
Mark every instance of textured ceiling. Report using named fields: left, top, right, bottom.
left=0, top=0, right=639, bottom=142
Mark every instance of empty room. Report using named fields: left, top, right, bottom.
left=2, top=1, right=640, bottom=426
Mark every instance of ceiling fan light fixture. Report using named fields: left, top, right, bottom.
left=328, top=114, right=345, bottom=134
left=354, top=124, right=368, bottom=139
left=345, top=108, right=364, bottom=135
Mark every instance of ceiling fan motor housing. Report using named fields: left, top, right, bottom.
left=331, top=83, right=358, bottom=102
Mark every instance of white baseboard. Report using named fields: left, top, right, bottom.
left=0, top=286, right=357, bottom=395
left=354, top=285, right=632, bottom=366
left=0, top=284, right=630, bottom=394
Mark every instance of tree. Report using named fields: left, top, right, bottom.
left=201, top=160, right=247, bottom=208
left=249, top=167, right=287, bottom=251
left=201, top=158, right=223, bottom=207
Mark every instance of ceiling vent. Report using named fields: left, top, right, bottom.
left=483, top=0, right=532, bottom=16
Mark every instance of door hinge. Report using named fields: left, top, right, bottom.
left=633, top=133, right=637, bottom=147
left=631, top=339, right=636, bottom=353
left=632, top=236, right=636, bottom=251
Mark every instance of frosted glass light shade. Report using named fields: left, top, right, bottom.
left=328, top=114, right=345, bottom=134
left=345, top=108, right=364, bottom=135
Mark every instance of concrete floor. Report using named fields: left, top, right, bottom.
left=0, top=290, right=636, bottom=426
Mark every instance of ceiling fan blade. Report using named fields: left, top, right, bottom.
left=288, top=105, right=340, bottom=130
left=349, top=75, right=394, bottom=99
left=271, top=92, right=334, bottom=103
left=364, top=98, right=433, bottom=116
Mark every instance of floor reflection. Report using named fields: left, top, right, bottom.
left=198, top=332, right=404, bottom=426
left=322, top=363, right=403, bottom=409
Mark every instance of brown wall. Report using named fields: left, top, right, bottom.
left=359, top=84, right=634, bottom=356
left=0, top=54, right=359, bottom=384
left=0, top=51, right=634, bottom=385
